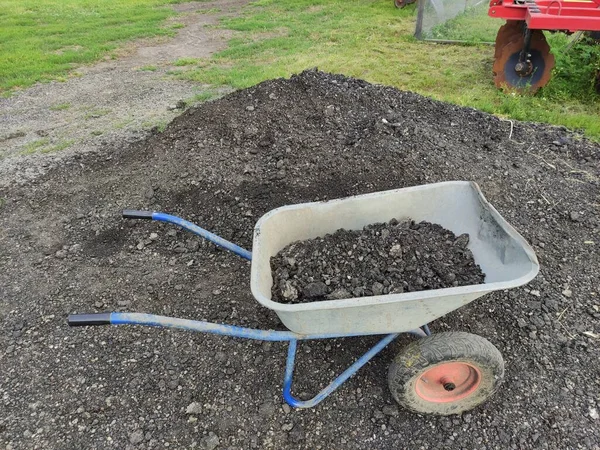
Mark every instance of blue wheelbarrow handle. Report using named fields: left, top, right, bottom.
left=122, top=210, right=253, bottom=260
left=68, top=311, right=429, bottom=408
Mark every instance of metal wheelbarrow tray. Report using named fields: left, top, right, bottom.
left=251, top=181, right=539, bottom=334
left=69, top=181, right=539, bottom=414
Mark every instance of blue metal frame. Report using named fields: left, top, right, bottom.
left=151, top=212, right=252, bottom=260
left=69, top=211, right=434, bottom=408
left=106, top=312, right=428, bottom=408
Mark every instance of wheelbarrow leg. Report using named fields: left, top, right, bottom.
left=282, top=330, right=426, bottom=408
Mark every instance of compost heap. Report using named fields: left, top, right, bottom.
left=270, top=220, right=485, bottom=304
left=1, top=69, right=599, bottom=449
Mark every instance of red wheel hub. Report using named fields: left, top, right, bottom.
left=415, top=362, right=481, bottom=403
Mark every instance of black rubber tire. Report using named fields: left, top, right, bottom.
left=388, top=332, right=504, bottom=415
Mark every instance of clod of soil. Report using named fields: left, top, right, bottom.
left=271, top=220, right=485, bottom=304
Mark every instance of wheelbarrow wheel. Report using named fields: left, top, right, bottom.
left=388, top=332, right=504, bottom=415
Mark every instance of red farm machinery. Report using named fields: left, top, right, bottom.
left=489, top=0, right=600, bottom=92
left=399, top=0, right=600, bottom=93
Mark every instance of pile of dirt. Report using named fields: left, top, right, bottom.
left=271, top=220, right=485, bottom=304
left=0, top=69, right=598, bottom=449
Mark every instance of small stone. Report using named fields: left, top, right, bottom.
left=454, top=233, right=470, bottom=248
left=246, top=105, right=255, bottom=111
left=69, top=244, right=82, bottom=253
left=136, top=241, right=145, bottom=250
left=517, top=318, right=527, bottom=328
left=324, top=105, right=335, bottom=116
left=186, top=402, right=202, bottom=415
left=282, top=404, right=291, bottom=414
left=268, top=93, right=277, bottom=100
left=201, top=432, right=219, bottom=450
left=167, top=105, right=177, bottom=111
left=281, top=281, right=298, bottom=300
left=570, top=211, right=581, bottom=222
left=166, top=229, right=177, bottom=237
left=55, top=249, right=68, bottom=259
left=173, top=245, right=187, bottom=253
left=285, top=257, right=296, bottom=268
left=373, top=410, right=385, bottom=420
left=303, top=282, right=328, bottom=298
left=389, top=244, right=402, bottom=258
left=259, top=402, right=275, bottom=417
left=281, top=423, right=294, bottom=432
left=175, top=284, right=183, bottom=291
left=530, top=290, right=541, bottom=297
left=327, top=288, right=352, bottom=300
left=149, top=233, right=159, bottom=241
left=382, top=405, right=399, bottom=417
left=129, top=430, right=144, bottom=445
left=562, top=289, right=572, bottom=298
left=590, top=408, right=599, bottom=420
left=187, top=240, right=200, bottom=252
left=372, top=282, right=384, bottom=296
left=144, top=187, right=155, bottom=199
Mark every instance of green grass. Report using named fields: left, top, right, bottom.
left=20, top=138, right=74, bottom=155
left=22, top=138, right=50, bottom=154
left=83, top=108, right=111, bottom=119
left=176, top=0, right=600, bottom=138
left=49, top=102, right=71, bottom=111
left=139, top=65, right=159, bottom=71
left=174, top=57, right=201, bottom=66
left=422, top=4, right=498, bottom=43
left=0, top=0, right=195, bottom=93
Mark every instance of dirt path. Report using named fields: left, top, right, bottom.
left=0, top=0, right=247, bottom=187
left=0, top=70, right=598, bottom=449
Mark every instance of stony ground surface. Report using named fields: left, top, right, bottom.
left=271, top=220, right=485, bottom=304
left=0, top=70, right=599, bottom=450
left=0, top=0, right=245, bottom=186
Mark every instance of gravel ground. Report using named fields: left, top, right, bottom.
left=271, top=220, right=484, bottom=304
left=0, top=0, right=244, bottom=187
left=0, top=70, right=599, bottom=449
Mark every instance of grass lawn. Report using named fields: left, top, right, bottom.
left=0, top=0, right=192, bottom=93
left=1, top=0, right=599, bottom=138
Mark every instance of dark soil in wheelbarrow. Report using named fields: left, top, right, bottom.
left=1, top=69, right=599, bottom=450
left=271, top=220, right=485, bottom=304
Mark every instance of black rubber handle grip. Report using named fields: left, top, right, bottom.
left=122, top=210, right=154, bottom=220
left=68, top=313, right=112, bottom=326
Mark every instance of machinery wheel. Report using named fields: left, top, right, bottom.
left=494, top=21, right=524, bottom=59
left=388, top=332, right=504, bottom=415
left=493, top=29, right=555, bottom=93
left=394, top=0, right=417, bottom=8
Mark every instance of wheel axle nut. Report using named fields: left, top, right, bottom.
left=443, top=382, right=456, bottom=391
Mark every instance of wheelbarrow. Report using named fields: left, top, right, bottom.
left=68, top=181, right=539, bottom=415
